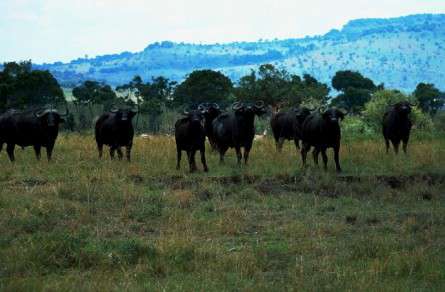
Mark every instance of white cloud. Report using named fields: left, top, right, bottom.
left=1, top=0, right=445, bottom=63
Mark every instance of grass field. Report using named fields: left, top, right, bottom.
left=0, top=134, right=444, bottom=291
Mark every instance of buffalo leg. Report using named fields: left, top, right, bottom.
left=46, top=144, right=54, bottom=161
left=6, top=144, right=15, bottom=162
left=313, top=148, right=320, bottom=166
left=235, top=147, right=242, bottom=165
left=219, top=146, right=228, bottom=164
left=301, top=143, right=310, bottom=169
left=276, top=137, right=284, bottom=152
left=402, top=137, right=409, bottom=154
left=191, top=150, right=197, bottom=172
left=321, top=149, right=328, bottom=171
left=117, top=147, right=123, bottom=160
left=392, top=140, right=400, bottom=155
left=110, top=147, right=116, bottom=160
left=0, top=142, right=3, bottom=154
left=126, top=145, right=132, bottom=162
left=333, top=145, right=341, bottom=173
left=385, top=139, right=390, bottom=154
left=294, top=138, right=300, bottom=150
left=97, top=143, right=103, bottom=159
left=33, top=145, right=41, bottom=160
left=200, top=147, right=208, bottom=172
left=187, top=150, right=196, bottom=173
left=176, top=148, right=182, bottom=170
left=243, top=148, right=250, bottom=165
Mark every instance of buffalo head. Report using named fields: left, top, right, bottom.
left=294, top=106, right=313, bottom=123
left=183, top=108, right=205, bottom=126
left=111, top=108, right=138, bottom=122
left=321, top=107, right=346, bottom=123
left=232, top=101, right=266, bottom=116
left=35, top=109, right=67, bottom=127
left=393, top=101, right=414, bottom=115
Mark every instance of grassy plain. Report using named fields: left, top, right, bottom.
left=0, top=134, right=444, bottom=291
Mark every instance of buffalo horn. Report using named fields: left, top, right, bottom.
left=232, top=102, right=243, bottom=111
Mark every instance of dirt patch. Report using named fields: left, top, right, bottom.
left=21, top=178, right=48, bottom=187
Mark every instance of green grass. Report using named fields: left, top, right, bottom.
left=0, top=134, right=444, bottom=291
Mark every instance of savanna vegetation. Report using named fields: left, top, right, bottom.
left=1, top=60, right=445, bottom=290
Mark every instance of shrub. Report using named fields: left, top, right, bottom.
left=341, top=115, right=375, bottom=139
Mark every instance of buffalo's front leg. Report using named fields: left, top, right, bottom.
left=117, top=147, right=123, bottom=160
left=235, top=146, right=242, bottom=165
left=97, top=143, right=103, bottom=159
left=33, top=145, right=41, bottom=160
left=110, top=147, right=116, bottom=160
left=333, top=145, right=341, bottom=173
left=385, top=139, right=390, bottom=154
left=321, top=149, right=328, bottom=171
left=126, top=145, right=132, bottom=162
left=243, top=147, right=250, bottom=165
left=313, top=148, right=320, bottom=166
left=200, top=147, right=208, bottom=172
left=402, top=137, right=409, bottom=154
left=46, top=143, right=54, bottom=161
left=301, top=143, right=310, bottom=169
left=6, top=144, right=15, bottom=162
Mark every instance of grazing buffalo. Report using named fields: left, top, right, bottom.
left=212, top=101, right=266, bottom=165
left=382, top=101, right=414, bottom=154
left=175, top=109, right=208, bottom=172
left=270, top=106, right=313, bottom=152
left=300, top=108, right=346, bottom=172
left=0, top=108, right=66, bottom=161
left=200, top=103, right=221, bottom=151
left=95, top=108, right=137, bottom=161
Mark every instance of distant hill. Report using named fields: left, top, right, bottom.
left=34, top=14, right=445, bottom=92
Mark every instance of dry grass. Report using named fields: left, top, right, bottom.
left=0, top=133, right=444, bottom=291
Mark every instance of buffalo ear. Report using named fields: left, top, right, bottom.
left=59, top=117, right=65, bottom=123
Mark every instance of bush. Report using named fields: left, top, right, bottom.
left=341, top=115, right=375, bottom=139
left=363, top=90, right=434, bottom=132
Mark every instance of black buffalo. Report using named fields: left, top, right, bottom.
left=95, top=108, right=137, bottom=161
left=175, top=109, right=208, bottom=172
left=200, top=103, right=221, bottom=151
left=270, top=106, right=313, bottom=152
left=0, top=108, right=66, bottom=161
left=382, top=101, right=414, bottom=154
left=212, top=101, right=266, bottom=165
left=300, top=108, right=346, bottom=172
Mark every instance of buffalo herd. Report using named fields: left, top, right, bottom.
left=0, top=101, right=416, bottom=173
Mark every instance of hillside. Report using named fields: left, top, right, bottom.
left=35, top=14, right=445, bottom=91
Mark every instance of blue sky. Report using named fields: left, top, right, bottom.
left=1, top=0, right=444, bottom=63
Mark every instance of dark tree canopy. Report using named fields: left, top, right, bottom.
left=332, top=70, right=376, bottom=92
left=331, top=70, right=377, bottom=113
left=73, top=80, right=117, bottom=111
left=0, top=61, right=64, bottom=110
left=414, top=83, right=444, bottom=115
left=235, top=64, right=329, bottom=109
left=174, top=70, right=233, bottom=107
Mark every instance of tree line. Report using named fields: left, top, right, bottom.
left=1, top=60, right=444, bottom=133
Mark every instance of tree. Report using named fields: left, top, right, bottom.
left=289, top=74, right=330, bottom=107
left=0, top=61, right=64, bottom=110
left=117, top=75, right=176, bottom=133
left=331, top=70, right=377, bottom=114
left=414, top=83, right=444, bottom=115
left=174, top=70, right=233, bottom=107
left=72, top=80, right=117, bottom=111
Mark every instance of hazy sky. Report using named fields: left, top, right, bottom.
left=1, top=0, right=444, bottom=63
